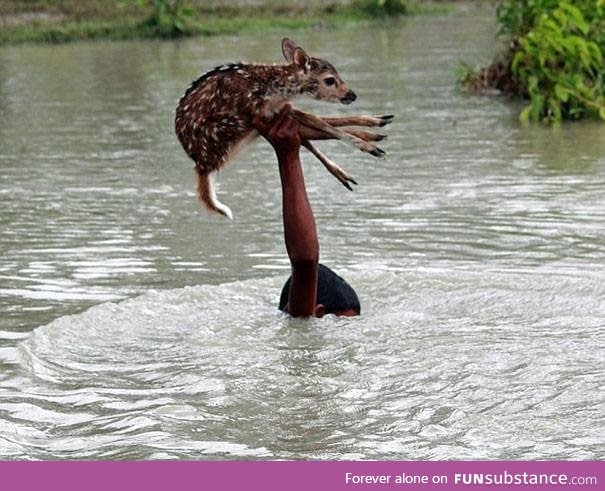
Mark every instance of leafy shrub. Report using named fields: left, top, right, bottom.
left=133, top=0, right=195, bottom=35
left=462, top=0, right=605, bottom=124
left=351, top=0, right=409, bottom=18
left=511, top=1, right=605, bottom=122
left=496, top=0, right=561, bottom=36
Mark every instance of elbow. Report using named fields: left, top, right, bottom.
left=286, top=234, right=319, bottom=268
left=290, top=255, right=319, bottom=273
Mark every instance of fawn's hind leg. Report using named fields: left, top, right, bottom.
left=302, top=141, right=358, bottom=191
left=299, top=125, right=387, bottom=143
left=345, top=129, right=388, bottom=142
left=295, top=113, right=395, bottom=190
left=291, top=109, right=386, bottom=157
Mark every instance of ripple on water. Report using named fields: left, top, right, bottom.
left=2, top=269, right=601, bottom=459
left=2, top=12, right=605, bottom=461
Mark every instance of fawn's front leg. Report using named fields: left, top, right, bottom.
left=320, top=114, right=395, bottom=128
left=306, top=114, right=394, bottom=142
left=291, top=109, right=386, bottom=157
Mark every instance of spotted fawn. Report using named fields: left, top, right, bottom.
left=175, top=38, right=393, bottom=219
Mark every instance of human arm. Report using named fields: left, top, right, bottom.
left=255, top=105, right=321, bottom=317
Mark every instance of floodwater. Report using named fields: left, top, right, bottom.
left=1, top=6, right=604, bottom=460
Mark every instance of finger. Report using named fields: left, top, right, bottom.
left=252, top=114, right=269, bottom=133
left=278, top=102, right=292, bottom=116
left=271, top=103, right=293, bottom=128
left=282, top=114, right=299, bottom=134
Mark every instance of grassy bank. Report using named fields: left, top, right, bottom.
left=0, top=1, right=453, bottom=45
left=0, top=14, right=331, bottom=45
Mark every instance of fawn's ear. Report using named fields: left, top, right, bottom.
left=281, top=38, right=298, bottom=63
left=292, top=47, right=311, bottom=72
left=282, top=38, right=310, bottom=71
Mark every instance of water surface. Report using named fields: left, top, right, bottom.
left=1, top=6, right=604, bottom=459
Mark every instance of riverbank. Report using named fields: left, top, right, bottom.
left=0, top=0, right=457, bottom=45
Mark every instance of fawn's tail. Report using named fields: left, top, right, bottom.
left=195, top=171, right=233, bottom=219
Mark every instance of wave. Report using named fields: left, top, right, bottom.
left=4, top=268, right=604, bottom=460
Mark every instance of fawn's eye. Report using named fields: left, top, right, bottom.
left=324, top=77, right=337, bottom=87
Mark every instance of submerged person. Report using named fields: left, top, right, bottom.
left=255, top=105, right=360, bottom=318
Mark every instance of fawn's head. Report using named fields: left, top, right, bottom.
left=282, top=38, right=357, bottom=105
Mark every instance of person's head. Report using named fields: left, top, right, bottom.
left=279, top=263, right=360, bottom=317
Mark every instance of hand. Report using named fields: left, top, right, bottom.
left=254, top=104, right=301, bottom=155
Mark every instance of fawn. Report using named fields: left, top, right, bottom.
left=175, top=38, right=393, bottom=219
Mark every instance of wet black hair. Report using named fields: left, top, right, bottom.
left=278, top=263, right=361, bottom=315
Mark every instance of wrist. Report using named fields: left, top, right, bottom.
left=274, top=143, right=300, bottom=161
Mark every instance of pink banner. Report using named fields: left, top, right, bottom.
left=0, top=461, right=602, bottom=491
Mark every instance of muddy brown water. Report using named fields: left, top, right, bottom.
left=1, top=7, right=604, bottom=459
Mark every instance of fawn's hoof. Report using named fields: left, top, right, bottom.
left=370, top=147, right=386, bottom=158
left=378, top=115, right=395, bottom=127
left=339, top=174, right=358, bottom=191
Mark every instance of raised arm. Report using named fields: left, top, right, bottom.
left=255, top=105, right=320, bottom=317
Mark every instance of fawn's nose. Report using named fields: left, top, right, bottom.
left=341, top=90, right=357, bottom=104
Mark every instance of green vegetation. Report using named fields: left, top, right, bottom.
left=0, top=2, right=327, bottom=44
left=460, top=0, right=605, bottom=124
left=0, top=0, right=427, bottom=46
left=351, top=0, right=410, bottom=17
left=133, top=0, right=196, bottom=35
